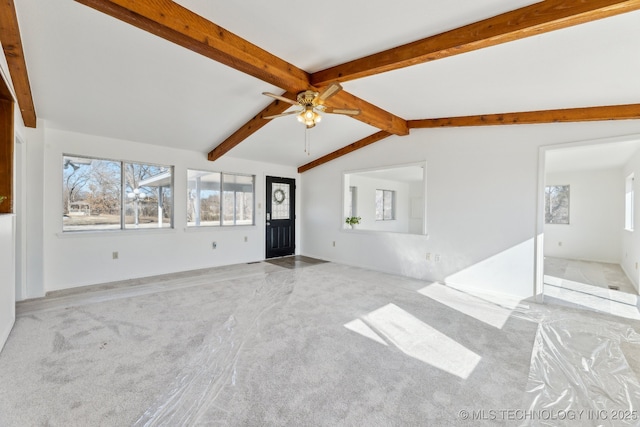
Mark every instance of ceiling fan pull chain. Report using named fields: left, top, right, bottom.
left=305, top=127, right=311, bottom=155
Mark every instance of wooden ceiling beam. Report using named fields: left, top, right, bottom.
left=408, top=103, right=640, bottom=128
left=311, top=0, right=640, bottom=86
left=209, top=89, right=407, bottom=162
left=326, top=91, right=408, bottom=136
left=75, top=0, right=310, bottom=92
left=302, top=103, right=640, bottom=173
left=298, top=131, right=392, bottom=173
left=75, top=0, right=409, bottom=161
left=0, top=0, right=36, bottom=127
left=208, top=92, right=295, bottom=161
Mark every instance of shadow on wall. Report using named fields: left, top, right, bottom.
left=381, top=235, right=536, bottom=298
left=444, top=239, right=535, bottom=298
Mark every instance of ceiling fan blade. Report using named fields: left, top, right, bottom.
left=317, top=83, right=343, bottom=102
left=262, top=92, right=299, bottom=106
left=263, top=110, right=300, bottom=120
left=324, top=107, right=361, bottom=116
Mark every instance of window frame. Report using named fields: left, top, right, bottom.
left=375, top=189, right=396, bottom=221
left=544, top=185, right=570, bottom=225
left=626, top=173, right=634, bottom=232
left=62, top=154, right=174, bottom=233
left=348, top=186, right=357, bottom=217
left=187, top=169, right=255, bottom=228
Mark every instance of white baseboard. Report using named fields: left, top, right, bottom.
left=0, top=316, right=15, bottom=353
left=620, top=262, right=639, bottom=293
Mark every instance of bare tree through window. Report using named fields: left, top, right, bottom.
left=545, top=185, right=570, bottom=224
left=62, top=155, right=173, bottom=231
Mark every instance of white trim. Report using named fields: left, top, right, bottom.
left=341, top=160, right=427, bottom=236
left=15, top=136, right=27, bottom=301
left=536, top=132, right=640, bottom=303
left=620, top=262, right=639, bottom=293
left=56, top=228, right=176, bottom=238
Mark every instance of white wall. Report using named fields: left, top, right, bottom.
left=544, top=168, right=623, bottom=263
left=301, top=122, right=640, bottom=299
left=408, top=181, right=424, bottom=234
left=622, top=149, right=640, bottom=290
left=0, top=215, right=15, bottom=352
left=23, top=123, right=44, bottom=300
left=22, top=126, right=298, bottom=298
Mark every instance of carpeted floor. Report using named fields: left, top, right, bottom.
left=1, top=261, right=639, bottom=426
left=544, top=256, right=636, bottom=294
left=543, top=256, right=640, bottom=320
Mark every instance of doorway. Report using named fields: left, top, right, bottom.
left=539, top=137, right=640, bottom=320
left=265, top=176, right=295, bottom=259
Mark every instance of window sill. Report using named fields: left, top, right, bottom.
left=57, top=228, right=176, bottom=238
left=342, top=227, right=428, bottom=238
left=184, top=225, right=257, bottom=232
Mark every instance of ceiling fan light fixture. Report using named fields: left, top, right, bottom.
left=298, top=106, right=321, bottom=128
left=262, top=85, right=357, bottom=131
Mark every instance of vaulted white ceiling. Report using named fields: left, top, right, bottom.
left=12, top=0, right=640, bottom=167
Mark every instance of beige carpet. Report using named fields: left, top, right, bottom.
left=1, top=262, right=639, bottom=426
left=544, top=256, right=640, bottom=320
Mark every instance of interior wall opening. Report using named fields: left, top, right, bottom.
left=540, top=136, right=640, bottom=320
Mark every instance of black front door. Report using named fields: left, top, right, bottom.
left=266, top=176, right=295, bottom=258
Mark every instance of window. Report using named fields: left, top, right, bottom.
left=187, top=170, right=254, bottom=227
left=376, top=189, right=395, bottom=220
left=348, top=186, right=357, bottom=217
left=544, top=185, right=570, bottom=224
left=63, top=155, right=173, bottom=232
left=626, top=173, right=634, bottom=231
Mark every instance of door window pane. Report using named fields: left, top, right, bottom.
left=271, top=183, right=290, bottom=220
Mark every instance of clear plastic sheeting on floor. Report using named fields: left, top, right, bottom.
left=134, top=269, right=296, bottom=426
left=4, top=262, right=640, bottom=426
left=520, top=306, right=640, bottom=427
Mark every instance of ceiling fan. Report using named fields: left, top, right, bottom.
left=262, top=83, right=360, bottom=128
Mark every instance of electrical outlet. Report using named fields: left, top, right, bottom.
left=435, top=254, right=441, bottom=262
left=112, top=251, right=118, bottom=260
left=212, top=242, right=217, bottom=249
left=244, top=236, right=248, bottom=242
left=332, top=241, right=336, bottom=247
left=426, top=253, right=431, bottom=261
